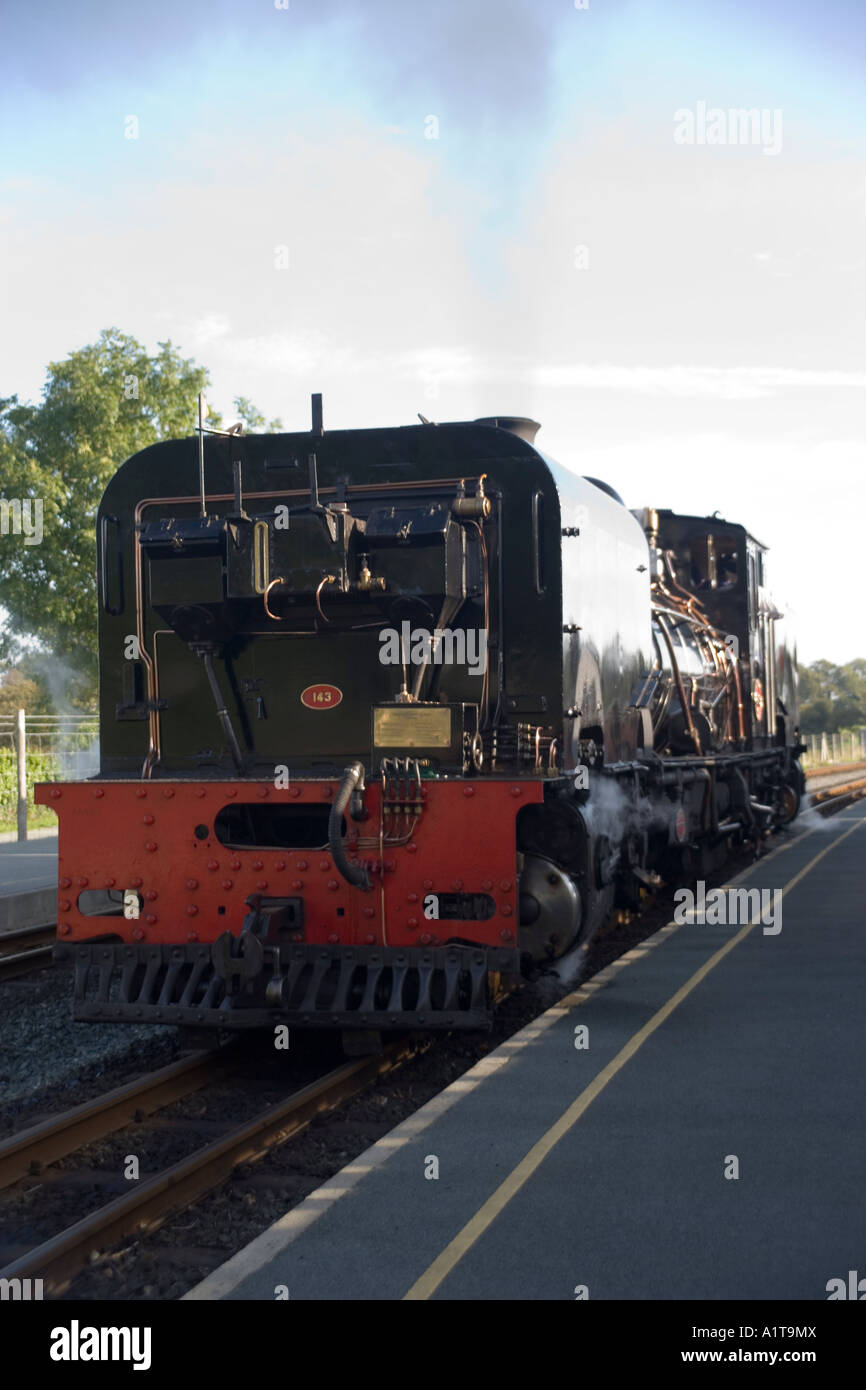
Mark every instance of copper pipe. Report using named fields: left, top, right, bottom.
left=315, top=575, right=337, bottom=623
left=661, top=551, right=709, bottom=618
left=655, top=599, right=740, bottom=744
left=654, top=577, right=704, bottom=626
left=473, top=519, right=491, bottom=726
left=730, top=654, right=745, bottom=743
left=651, top=583, right=698, bottom=621
left=263, top=577, right=285, bottom=620
left=547, top=738, right=558, bottom=774
left=651, top=600, right=718, bottom=634
left=653, top=593, right=728, bottom=681
left=655, top=612, right=702, bottom=756
left=694, top=616, right=745, bottom=743
left=653, top=555, right=740, bottom=697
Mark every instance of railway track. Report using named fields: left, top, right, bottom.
left=0, top=923, right=56, bottom=981
left=0, top=1037, right=414, bottom=1296
left=810, top=774, right=866, bottom=817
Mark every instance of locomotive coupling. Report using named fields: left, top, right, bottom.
left=330, top=762, right=373, bottom=891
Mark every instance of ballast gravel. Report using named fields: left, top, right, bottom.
left=0, top=964, right=180, bottom=1134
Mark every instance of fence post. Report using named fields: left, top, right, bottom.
left=16, top=708, right=27, bottom=842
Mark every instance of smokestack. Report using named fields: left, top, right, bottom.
left=474, top=416, right=541, bottom=444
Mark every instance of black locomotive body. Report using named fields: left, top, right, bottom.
left=39, top=407, right=804, bottom=1038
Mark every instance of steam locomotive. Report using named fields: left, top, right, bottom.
left=39, top=402, right=804, bottom=1043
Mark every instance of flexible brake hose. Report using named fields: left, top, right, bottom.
left=329, top=761, right=372, bottom=890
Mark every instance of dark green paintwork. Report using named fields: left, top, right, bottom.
left=97, top=422, right=564, bottom=777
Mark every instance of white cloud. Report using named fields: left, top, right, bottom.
left=1, top=15, right=863, bottom=664
left=189, top=313, right=231, bottom=345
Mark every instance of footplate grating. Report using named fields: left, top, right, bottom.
left=54, top=941, right=521, bottom=1030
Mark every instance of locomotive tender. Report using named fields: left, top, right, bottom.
left=39, top=403, right=804, bottom=1042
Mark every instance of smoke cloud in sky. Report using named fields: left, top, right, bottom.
left=1, top=0, right=864, bottom=662
left=2, top=0, right=565, bottom=127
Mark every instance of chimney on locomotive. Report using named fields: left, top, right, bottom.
left=474, top=415, right=541, bottom=444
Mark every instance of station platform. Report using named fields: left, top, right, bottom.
left=186, top=802, right=866, bottom=1302
left=0, top=835, right=57, bottom=897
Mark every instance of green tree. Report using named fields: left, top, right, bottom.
left=0, top=329, right=221, bottom=700
left=0, top=667, right=49, bottom=715
left=797, top=659, right=866, bottom=734
left=232, top=396, right=283, bottom=432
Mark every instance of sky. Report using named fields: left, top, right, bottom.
left=1, top=0, right=864, bottom=664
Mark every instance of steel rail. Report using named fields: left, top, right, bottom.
left=813, top=777, right=866, bottom=817
left=0, top=1048, right=231, bottom=1190
left=0, top=1040, right=413, bottom=1294
left=811, top=774, right=866, bottom=804
left=0, top=924, right=56, bottom=981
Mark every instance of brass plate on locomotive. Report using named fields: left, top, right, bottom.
left=373, top=706, right=452, bottom=748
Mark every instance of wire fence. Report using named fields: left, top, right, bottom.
left=0, top=710, right=99, bottom=837
left=800, top=730, right=866, bottom=767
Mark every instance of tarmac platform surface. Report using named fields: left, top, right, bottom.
left=186, top=803, right=866, bottom=1302
left=0, top=835, right=58, bottom=897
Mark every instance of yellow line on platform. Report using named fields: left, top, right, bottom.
left=403, top=815, right=865, bottom=1300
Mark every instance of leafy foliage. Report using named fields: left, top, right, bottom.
left=0, top=329, right=216, bottom=693
left=0, top=667, right=48, bottom=716
left=798, top=659, right=866, bottom=733
left=0, top=747, right=60, bottom=830
left=232, top=396, right=283, bottom=432
left=0, top=330, right=276, bottom=704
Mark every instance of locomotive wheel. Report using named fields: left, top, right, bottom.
left=775, top=778, right=801, bottom=826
